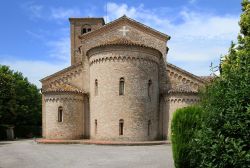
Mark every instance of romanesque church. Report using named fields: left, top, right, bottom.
left=41, top=15, right=208, bottom=141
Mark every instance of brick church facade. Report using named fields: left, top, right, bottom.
left=41, top=16, right=208, bottom=141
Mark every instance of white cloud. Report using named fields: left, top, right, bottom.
left=18, top=2, right=240, bottom=85
left=107, top=3, right=172, bottom=28
left=22, top=2, right=44, bottom=19
left=168, top=10, right=239, bottom=62
left=107, top=3, right=137, bottom=20
left=189, top=0, right=197, bottom=4
left=106, top=2, right=240, bottom=75
left=0, top=59, right=69, bottom=88
left=26, top=30, right=45, bottom=41
left=23, top=3, right=83, bottom=21
left=50, top=7, right=82, bottom=20
left=47, top=37, right=70, bottom=61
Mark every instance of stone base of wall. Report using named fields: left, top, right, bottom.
left=36, top=138, right=171, bottom=146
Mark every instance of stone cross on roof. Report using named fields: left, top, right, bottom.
left=119, top=26, right=129, bottom=36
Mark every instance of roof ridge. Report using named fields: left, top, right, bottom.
left=167, top=63, right=206, bottom=83
left=79, top=16, right=170, bottom=41
left=40, top=62, right=82, bottom=82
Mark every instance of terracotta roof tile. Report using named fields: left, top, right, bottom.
left=98, top=38, right=150, bottom=47
left=168, top=84, right=198, bottom=93
left=87, top=38, right=159, bottom=53
left=42, top=83, right=86, bottom=94
left=199, top=76, right=214, bottom=82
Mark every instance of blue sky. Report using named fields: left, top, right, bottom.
left=0, top=0, right=242, bottom=87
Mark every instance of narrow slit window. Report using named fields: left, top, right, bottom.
left=58, top=106, right=63, bottom=122
left=119, top=77, right=125, bottom=95
left=119, top=119, right=124, bottom=135
left=95, top=119, right=97, bottom=134
left=148, top=80, right=152, bottom=100
left=148, top=120, right=151, bottom=136
left=95, top=79, right=98, bottom=96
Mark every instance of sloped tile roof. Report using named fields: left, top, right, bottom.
left=199, top=76, right=214, bottom=82
left=42, top=83, right=86, bottom=94
left=168, top=84, right=198, bottom=94
left=88, top=38, right=158, bottom=52
left=40, top=62, right=82, bottom=82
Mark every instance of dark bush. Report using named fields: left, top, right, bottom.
left=171, top=106, right=203, bottom=168
left=14, top=125, right=42, bottom=138
left=0, top=125, right=7, bottom=140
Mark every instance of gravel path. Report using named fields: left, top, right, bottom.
left=0, top=139, right=174, bottom=168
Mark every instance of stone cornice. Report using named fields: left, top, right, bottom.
left=45, top=96, right=84, bottom=102
left=166, top=97, right=200, bottom=103
left=87, top=45, right=161, bottom=66
left=69, top=17, right=105, bottom=25
left=89, top=54, right=159, bottom=66
left=79, top=15, right=170, bottom=42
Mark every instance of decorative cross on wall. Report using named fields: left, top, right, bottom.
left=119, top=26, right=129, bottom=36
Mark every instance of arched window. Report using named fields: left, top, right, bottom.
left=82, top=28, right=87, bottom=34
left=119, top=119, right=124, bottom=135
left=148, top=79, right=152, bottom=100
left=81, top=24, right=91, bottom=34
left=95, top=119, right=97, bottom=134
left=95, top=79, right=98, bottom=96
left=119, top=77, right=125, bottom=95
left=148, top=120, right=151, bottom=136
left=58, top=106, right=63, bottom=122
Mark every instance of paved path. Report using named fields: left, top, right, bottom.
left=0, top=139, right=174, bottom=168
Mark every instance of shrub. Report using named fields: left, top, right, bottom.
left=171, top=106, right=203, bottom=168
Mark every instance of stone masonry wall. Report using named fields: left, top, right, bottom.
left=165, top=93, right=200, bottom=139
left=88, top=45, right=161, bottom=141
left=80, top=20, right=168, bottom=94
left=70, top=18, right=104, bottom=64
left=44, top=93, right=84, bottom=139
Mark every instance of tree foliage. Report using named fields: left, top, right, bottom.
left=190, top=0, right=250, bottom=167
left=171, top=106, right=203, bottom=168
left=0, top=65, right=41, bottom=126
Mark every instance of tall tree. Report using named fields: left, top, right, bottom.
left=191, top=0, right=250, bottom=167
left=0, top=65, right=41, bottom=126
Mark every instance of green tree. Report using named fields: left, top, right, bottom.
left=190, top=0, right=250, bottom=167
left=0, top=65, right=41, bottom=126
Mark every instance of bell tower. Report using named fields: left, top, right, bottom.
left=69, top=18, right=105, bottom=65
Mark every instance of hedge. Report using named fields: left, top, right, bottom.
left=171, top=106, right=203, bottom=168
